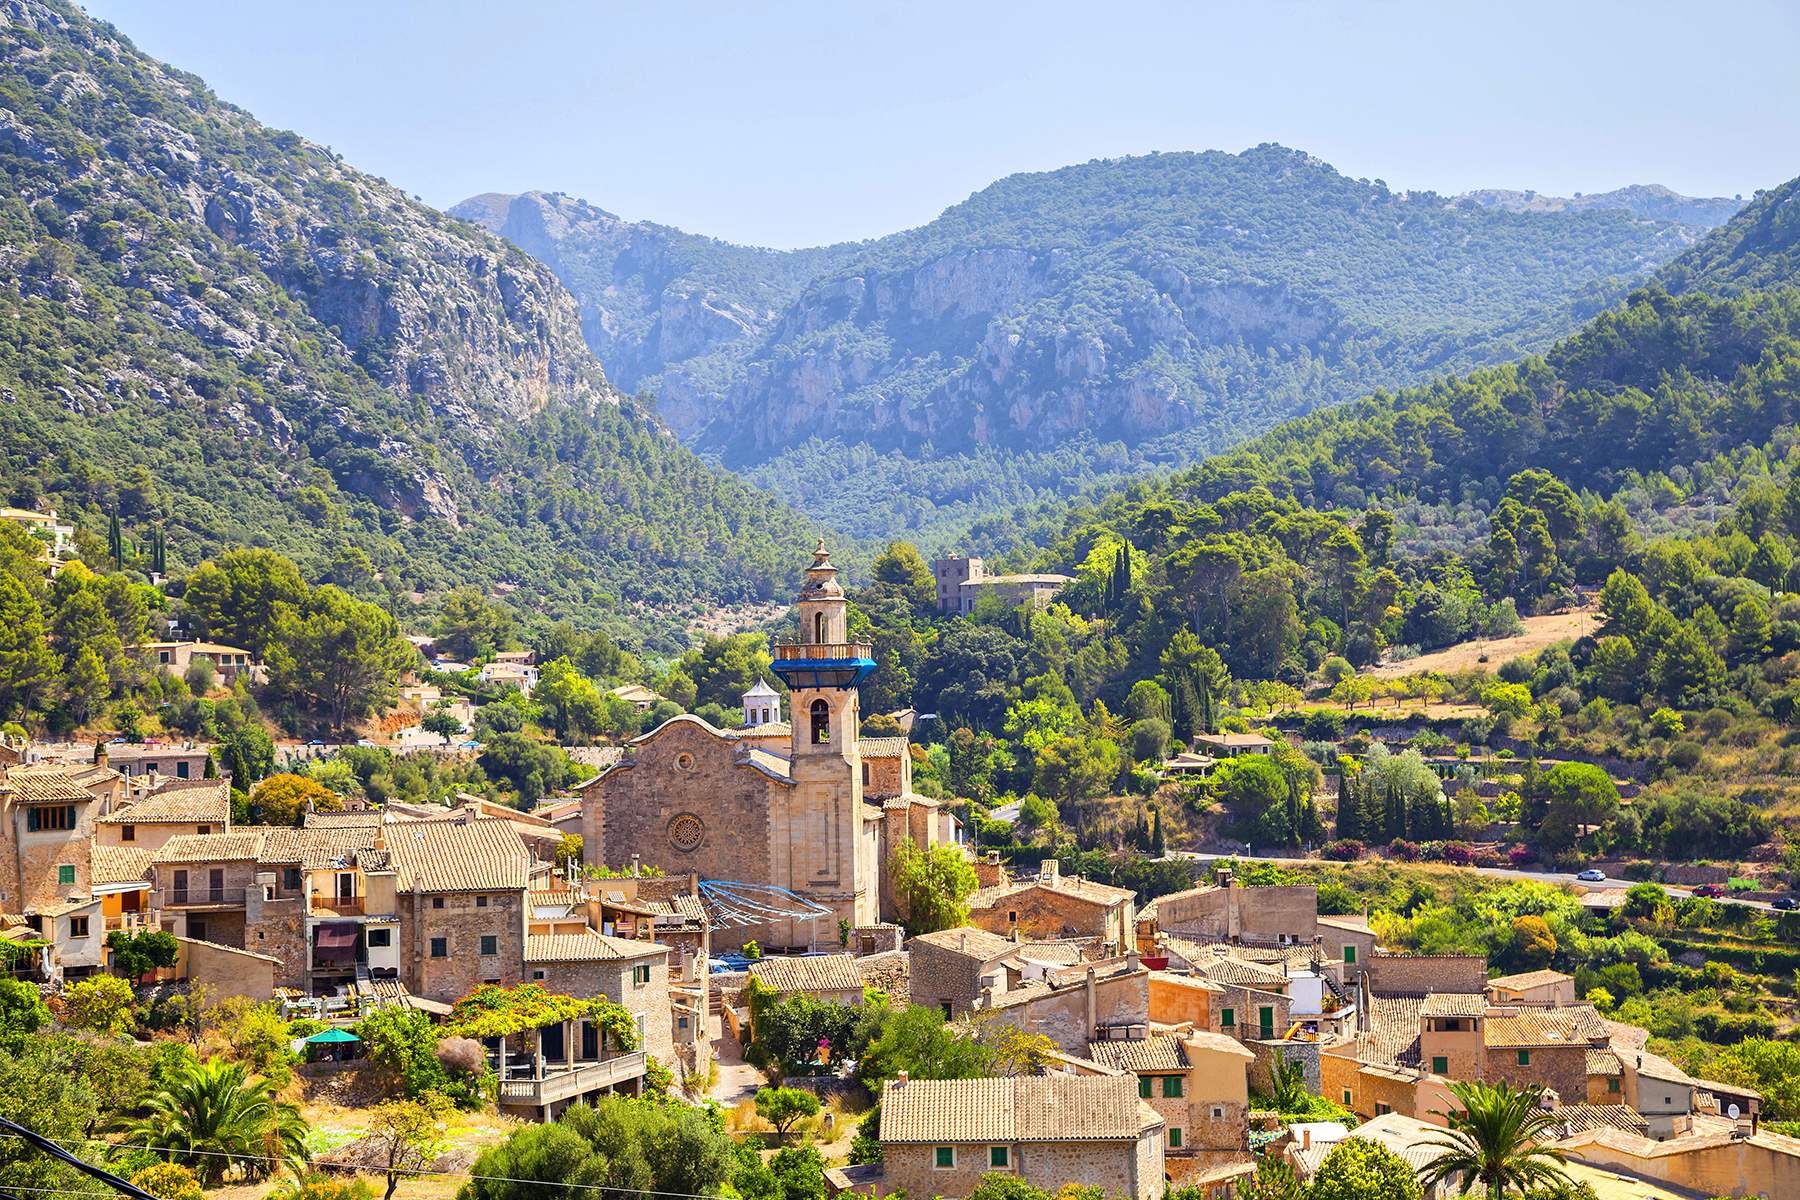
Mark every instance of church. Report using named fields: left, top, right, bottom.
left=580, top=543, right=952, bottom=951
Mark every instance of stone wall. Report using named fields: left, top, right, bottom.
left=1363, top=954, right=1488, bottom=996
left=970, top=885, right=1118, bottom=943
left=1488, top=1044, right=1588, bottom=1105
left=177, top=936, right=275, bottom=1001
left=1236, top=886, right=1319, bottom=943
left=885, top=1138, right=1155, bottom=1200
left=1247, top=1040, right=1318, bottom=1094
left=994, top=969, right=1149, bottom=1054
left=909, top=939, right=995, bottom=1017
left=530, top=954, right=674, bottom=1065
left=1216, top=984, right=1290, bottom=1042
left=1148, top=974, right=1214, bottom=1028
left=244, top=895, right=306, bottom=987
left=401, top=889, right=526, bottom=1003
left=1320, top=1044, right=1361, bottom=1111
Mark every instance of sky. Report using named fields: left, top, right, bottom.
left=81, top=0, right=1800, bottom=250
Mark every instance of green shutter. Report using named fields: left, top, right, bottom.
left=990, top=1146, right=1008, bottom=1169
left=1431, top=1056, right=1448, bottom=1075
left=1518, top=1049, right=1530, bottom=1066
left=1139, top=1076, right=1152, bottom=1099
left=1259, top=1006, right=1274, bottom=1037
left=1169, top=1128, right=1182, bottom=1147
left=1344, top=945, right=1356, bottom=964
left=935, top=1147, right=953, bottom=1169
left=1163, top=1075, right=1183, bottom=1098
left=1221, top=1008, right=1234, bottom=1027
left=58, top=864, right=75, bottom=885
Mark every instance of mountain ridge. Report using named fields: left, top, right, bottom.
left=459, top=152, right=1725, bottom=543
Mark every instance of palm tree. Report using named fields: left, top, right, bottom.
left=112, top=1057, right=311, bottom=1185
left=1420, top=1079, right=1573, bottom=1200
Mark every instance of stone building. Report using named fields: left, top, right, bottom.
left=1142, top=869, right=1375, bottom=964
left=582, top=544, right=943, bottom=950
left=1485, top=968, right=1577, bottom=1006
left=1083, top=1029, right=1256, bottom=1175
left=747, top=951, right=866, bottom=1007
left=931, top=554, right=1074, bottom=615
left=967, top=859, right=1135, bottom=947
left=94, top=779, right=230, bottom=852
left=879, top=1075, right=1165, bottom=1200
left=524, top=932, right=673, bottom=1064
left=908, top=926, right=1018, bottom=1018
left=1, top=764, right=106, bottom=911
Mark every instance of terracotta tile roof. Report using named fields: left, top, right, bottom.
left=1553, top=1104, right=1647, bottom=1136
left=67, top=766, right=123, bottom=788
left=741, top=747, right=792, bottom=780
left=259, top=827, right=381, bottom=867
left=909, top=926, right=1016, bottom=961
left=747, top=952, right=865, bottom=994
left=857, top=738, right=908, bottom=758
left=1484, top=1008, right=1609, bottom=1048
left=3, top=766, right=93, bottom=804
left=1487, top=969, right=1574, bottom=992
left=1182, top=1028, right=1259, bottom=1059
left=1355, top=995, right=1427, bottom=1067
left=861, top=805, right=885, bottom=822
left=1690, top=1076, right=1762, bottom=1101
left=881, top=1076, right=1154, bottom=1143
left=736, top=722, right=790, bottom=737
left=99, top=783, right=230, bottom=824
left=1015, top=940, right=1091, bottom=965
left=1194, top=957, right=1290, bottom=987
left=385, top=818, right=529, bottom=892
left=524, top=933, right=663, bottom=962
left=301, top=810, right=384, bottom=828
left=970, top=876, right=1135, bottom=911
left=1086, top=1034, right=1189, bottom=1072
left=152, top=832, right=265, bottom=863
left=1586, top=1048, right=1623, bottom=1076
left=1421, top=992, right=1488, bottom=1017
left=1633, top=1050, right=1696, bottom=1086
left=90, top=843, right=151, bottom=885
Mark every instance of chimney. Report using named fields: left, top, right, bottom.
left=631, top=854, right=640, bottom=878
left=960, top=932, right=968, bottom=953
left=896, top=1070, right=908, bottom=1085
left=1127, top=949, right=1140, bottom=972
left=1043, top=858, right=1060, bottom=887
left=1302, top=1128, right=1311, bottom=1151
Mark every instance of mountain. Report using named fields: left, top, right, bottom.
left=1658, top=174, right=1800, bottom=298
left=0, top=1, right=822, bottom=654
left=465, top=149, right=1718, bottom=545
left=1458, top=183, right=1744, bottom=227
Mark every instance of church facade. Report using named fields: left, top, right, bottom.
left=580, top=543, right=947, bottom=951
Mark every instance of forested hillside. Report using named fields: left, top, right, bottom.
left=1658, top=174, right=1800, bottom=298
left=470, top=149, right=1718, bottom=545
left=0, top=1, right=821, bottom=654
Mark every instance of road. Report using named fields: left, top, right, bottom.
left=1167, top=852, right=1786, bottom=912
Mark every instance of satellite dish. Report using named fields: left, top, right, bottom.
left=1729, top=1103, right=1740, bottom=1120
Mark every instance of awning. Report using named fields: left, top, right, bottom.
left=306, top=1027, right=361, bottom=1043
left=316, top=922, right=359, bottom=953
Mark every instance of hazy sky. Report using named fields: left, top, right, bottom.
left=82, top=0, right=1800, bottom=250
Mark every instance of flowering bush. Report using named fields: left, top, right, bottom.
left=1389, top=840, right=1421, bottom=863
left=1322, top=839, right=1365, bottom=861
left=1438, top=842, right=1476, bottom=866
left=1508, top=846, right=1538, bottom=868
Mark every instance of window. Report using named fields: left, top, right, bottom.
left=366, top=928, right=391, bottom=948
left=934, top=1148, right=954, bottom=1170
left=678, top=1016, right=688, bottom=1029
left=122, top=825, right=135, bottom=842
left=432, top=897, right=444, bottom=909
left=477, top=895, right=488, bottom=907
left=1517, top=1050, right=1530, bottom=1067
left=58, top=864, right=75, bottom=886
left=430, top=938, right=447, bottom=958
left=70, top=917, right=89, bottom=938
left=1343, top=1090, right=1353, bottom=1106
left=27, top=806, right=77, bottom=833
left=196, top=826, right=210, bottom=835
left=1163, top=1076, right=1183, bottom=1098
left=1139, top=1076, right=1153, bottom=1099
left=1221, top=1008, right=1234, bottom=1027
left=1608, top=1078, right=1621, bottom=1093
left=862, top=764, right=870, bottom=787
left=176, top=761, right=189, bottom=779
left=1431, top=1056, right=1448, bottom=1075
left=1258, top=1006, right=1274, bottom=1038
left=633, top=964, right=652, bottom=984
left=1377, top=1103, right=1391, bottom=1116
left=480, top=935, right=498, bottom=956
left=283, top=868, right=301, bottom=892
left=811, top=699, right=830, bottom=745
left=814, top=612, right=825, bottom=643
left=1343, top=945, right=1356, bottom=964
left=941, top=1001, right=953, bottom=1020
left=159, top=650, right=170, bottom=665
left=1168, top=1128, right=1182, bottom=1148
left=1211, top=1106, right=1225, bottom=1121
left=989, top=1146, right=1009, bottom=1169
left=1008, top=911, right=1018, bottom=923
left=533, top=970, right=546, bottom=981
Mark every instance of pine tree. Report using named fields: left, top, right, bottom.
left=0, top=573, right=55, bottom=714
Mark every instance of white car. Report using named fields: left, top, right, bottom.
left=1575, top=869, right=1607, bottom=882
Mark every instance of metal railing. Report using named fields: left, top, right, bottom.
left=103, top=912, right=155, bottom=932
left=772, top=641, right=873, bottom=660
left=311, top=895, right=366, bottom=915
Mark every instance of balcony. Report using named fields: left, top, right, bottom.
left=771, top=642, right=876, bottom=690
left=104, top=912, right=155, bottom=932
left=167, top=887, right=247, bottom=908
left=312, top=895, right=366, bottom=916
left=496, top=1052, right=648, bottom=1108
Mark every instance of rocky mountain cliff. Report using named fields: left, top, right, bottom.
left=465, top=148, right=1717, bottom=542
left=0, top=1, right=820, bottom=648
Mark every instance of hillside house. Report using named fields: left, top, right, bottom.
left=139, top=641, right=261, bottom=685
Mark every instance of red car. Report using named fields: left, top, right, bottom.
left=1692, top=884, right=1726, bottom=898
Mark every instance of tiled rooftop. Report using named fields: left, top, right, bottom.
left=152, top=832, right=265, bottom=863
left=1421, top=992, right=1489, bottom=1017
left=747, top=952, right=866, bottom=994
left=1585, top=1047, right=1623, bottom=1076
left=1484, top=1007, right=1610, bottom=1048
left=1487, top=969, right=1574, bottom=992
left=4, top=765, right=94, bottom=804
left=524, top=933, right=663, bottom=962
left=384, top=817, right=528, bottom=892
left=1086, top=1034, right=1189, bottom=1072
left=1193, top=956, right=1290, bottom=987
left=258, top=826, right=381, bottom=867
left=909, top=926, right=1016, bottom=960
left=301, top=810, right=384, bottom=828
left=98, top=781, right=230, bottom=824
left=881, top=1075, right=1156, bottom=1143
left=90, top=843, right=151, bottom=885
left=1553, top=1104, right=1648, bottom=1136
left=970, top=875, right=1136, bottom=910
left=856, top=737, right=908, bottom=757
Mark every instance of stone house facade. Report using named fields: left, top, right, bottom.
left=880, top=1075, right=1165, bottom=1200
left=94, top=780, right=230, bottom=853
left=747, top=951, right=866, bottom=1007
left=967, top=859, right=1135, bottom=947
left=908, top=926, right=1017, bottom=1018
left=524, top=932, right=674, bottom=1064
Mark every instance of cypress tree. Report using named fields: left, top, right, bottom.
left=1336, top=776, right=1361, bottom=842
left=107, top=512, right=123, bottom=566
left=1151, top=808, right=1165, bottom=856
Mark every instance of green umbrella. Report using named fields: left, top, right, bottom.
left=306, top=1027, right=362, bottom=1043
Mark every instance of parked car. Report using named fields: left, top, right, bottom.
left=1576, top=869, right=1607, bottom=882
left=1772, top=897, right=1797, bottom=910
left=1692, top=884, right=1726, bottom=898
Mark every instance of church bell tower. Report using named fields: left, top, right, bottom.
left=769, top=540, right=878, bottom=935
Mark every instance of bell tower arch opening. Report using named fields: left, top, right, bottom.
left=810, top=698, right=830, bottom=745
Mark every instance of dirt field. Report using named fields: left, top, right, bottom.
left=1369, top=606, right=1602, bottom=678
